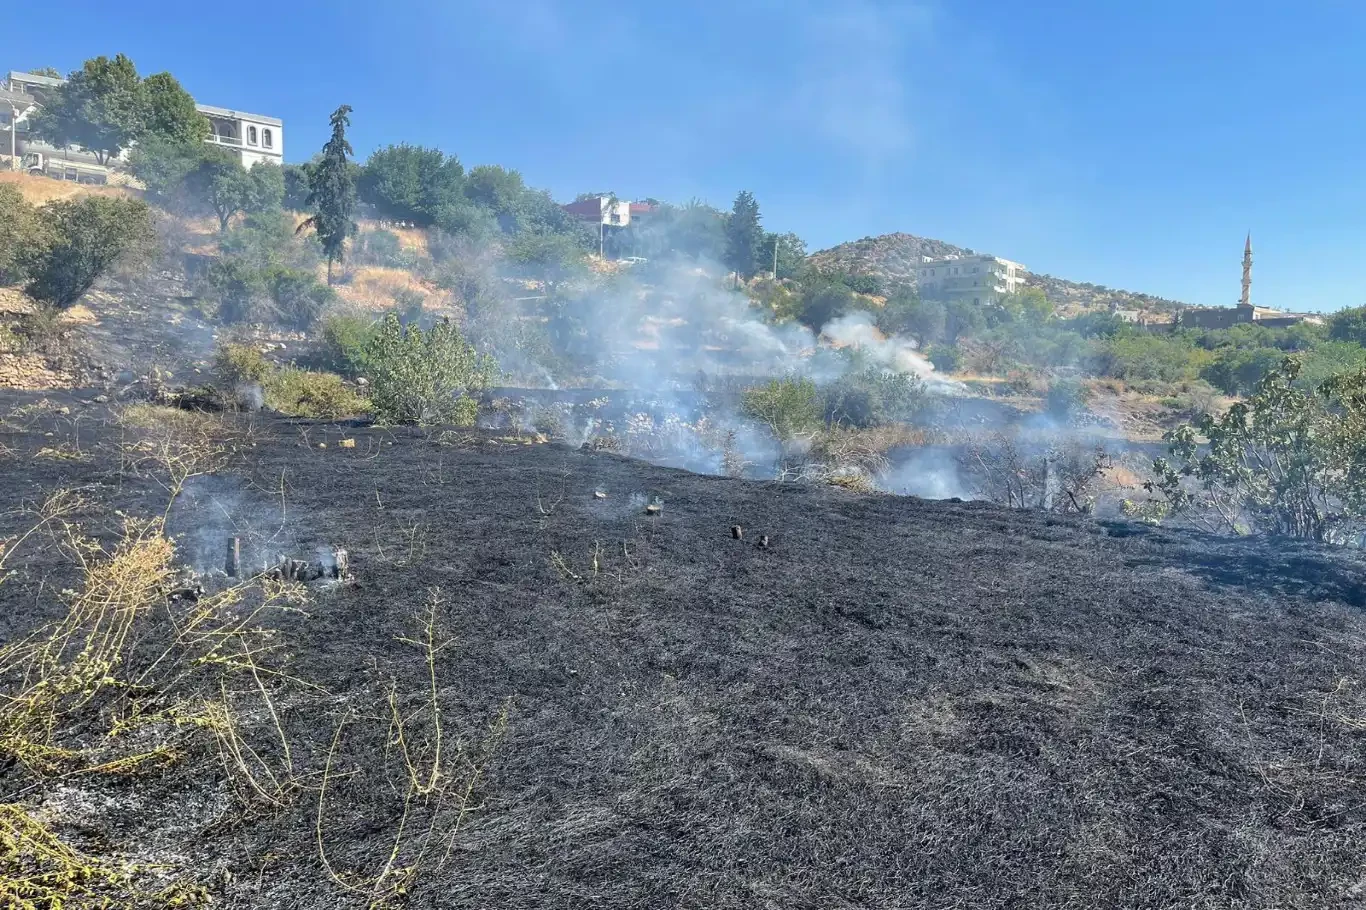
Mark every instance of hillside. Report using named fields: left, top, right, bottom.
left=808, top=232, right=1190, bottom=315
left=3, top=396, right=1366, bottom=908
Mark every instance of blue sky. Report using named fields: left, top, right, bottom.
left=11, top=0, right=1366, bottom=310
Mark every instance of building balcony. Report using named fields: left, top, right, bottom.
left=206, top=133, right=244, bottom=148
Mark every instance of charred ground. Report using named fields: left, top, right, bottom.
left=3, top=391, right=1366, bottom=908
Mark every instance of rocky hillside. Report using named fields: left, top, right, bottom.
left=808, top=233, right=1189, bottom=316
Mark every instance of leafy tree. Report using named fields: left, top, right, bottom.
left=139, top=72, right=208, bottom=145
left=1144, top=357, right=1366, bottom=540
left=742, top=377, right=821, bottom=440
left=282, top=162, right=313, bottom=211
left=25, top=196, right=156, bottom=309
left=724, top=190, right=764, bottom=281
left=128, top=136, right=204, bottom=204
left=1000, top=287, right=1052, bottom=324
left=880, top=294, right=945, bottom=346
left=463, top=165, right=526, bottom=230
left=29, top=67, right=62, bottom=78
left=822, top=369, right=926, bottom=428
left=1097, top=331, right=1205, bottom=382
left=364, top=313, right=497, bottom=425
left=29, top=55, right=145, bottom=164
left=298, top=105, right=357, bottom=284
left=186, top=150, right=284, bottom=231
left=1201, top=346, right=1287, bottom=395
left=942, top=299, right=985, bottom=344
left=0, top=186, right=51, bottom=286
left=1328, top=305, right=1366, bottom=347
left=762, top=231, right=808, bottom=280
left=359, top=144, right=464, bottom=226
left=507, top=232, right=587, bottom=291
left=796, top=282, right=857, bottom=332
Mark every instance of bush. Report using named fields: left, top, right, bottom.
left=319, top=312, right=378, bottom=377
left=926, top=344, right=961, bottom=374
left=741, top=377, right=821, bottom=440
left=263, top=367, right=367, bottom=419
left=352, top=229, right=415, bottom=268
left=1097, top=332, right=1205, bottom=382
left=25, top=197, right=157, bottom=309
left=1145, top=357, right=1366, bottom=540
left=1045, top=378, right=1091, bottom=420
left=822, top=369, right=926, bottom=428
left=267, top=268, right=335, bottom=331
left=364, top=313, right=496, bottom=425
left=205, top=261, right=334, bottom=330
left=0, top=185, right=50, bottom=287
left=204, top=258, right=268, bottom=324
left=214, top=343, right=271, bottom=390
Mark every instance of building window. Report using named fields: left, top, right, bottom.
left=262, top=128, right=273, bottom=149
left=247, top=126, right=258, bottom=146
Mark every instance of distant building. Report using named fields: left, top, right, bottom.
left=1, top=69, right=284, bottom=181
left=563, top=196, right=633, bottom=227
left=1177, top=235, right=1322, bottom=329
left=916, top=254, right=1028, bottom=306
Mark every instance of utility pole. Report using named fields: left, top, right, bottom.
left=772, top=236, right=779, bottom=280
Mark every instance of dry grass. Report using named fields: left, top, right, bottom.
left=333, top=268, right=455, bottom=316
left=0, top=172, right=132, bottom=207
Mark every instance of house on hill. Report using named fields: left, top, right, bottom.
left=916, top=253, right=1027, bottom=307
left=0, top=69, right=283, bottom=182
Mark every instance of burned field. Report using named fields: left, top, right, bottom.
left=3, top=393, right=1366, bottom=908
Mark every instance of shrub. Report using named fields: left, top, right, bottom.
left=352, top=229, right=413, bottom=268
left=204, top=258, right=268, bottom=324
left=741, top=377, right=821, bottom=440
left=822, top=369, right=926, bottom=428
left=205, top=261, right=334, bottom=329
left=926, top=344, right=961, bottom=374
left=25, top=196, right=157, bottom=310
left=267, top=268, right=335, bottom=331
left=214, top=343, right=271, bottom=390
left=263, top=367, right=367, bottom=419
left=1045, top=378, right=1091, bottom=420
left=1144, top=357, right=1366, bottom=540
left=0, top=185, right=50, bottom=287
left=319, top=312, right=378, bottom=377
left=364, top=313, right=496, bottom=425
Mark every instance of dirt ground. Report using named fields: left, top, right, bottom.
left=4, top=392, right=1366, bottom=908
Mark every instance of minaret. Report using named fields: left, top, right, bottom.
left=1239, top=233, right=1253, bottom=309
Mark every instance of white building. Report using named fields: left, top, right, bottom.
left=916, top=254, right=1027, bottom=306
left=1, top=69, right=283, bottom=180
left=198, top=104, right=283, bottom=168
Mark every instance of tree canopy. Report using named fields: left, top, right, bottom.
left=724, top=190, right=764, bottom=281
left=299, top=105, right=357, bottom=284
left=29, top=55, right=206, bottom=164
left=359, top=144, right=464, bottom=226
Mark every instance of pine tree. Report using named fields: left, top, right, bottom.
left=298, top=105, right=357, bottom=284
left=724, top=190, right=764, bottom=283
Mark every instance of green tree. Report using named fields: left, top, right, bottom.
left=29, top=55, right=145, bottom=164
left=364, top=313, right=497, bottom=425
left=1145, top=357, right=1366, bottom=540
left=1001, top=287, right=1053, bottom=324
left=880, top=294, right=945, bottom=346
left=128, top=136, right=203, bottom=204
left=1328, top=305, right=1366, bottom=347
left=183, top=149, right=284, bottom=231
left=463, top=164, right=526, bottom=230
left=942, top=298, right=985, bottom=344
left=0, top=186, right=51, bottom=286
left=724, top=190, right=764, bottom=282
left=507, top=232, right=587, bottom=291
left=139, top=72, right=208, bottom=145
left=298, top=105, right=357, bottom=284
left=741, top=377, right=821, bottom=440
left=282, top=162, right=313, bottom=211
left=25, top=196, right=156, bottom=309
left=796, top=282, right=856, bottom=332
left=359, top=144, right=464, bottom=226
left=763, top=231, right=807, bottom=280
